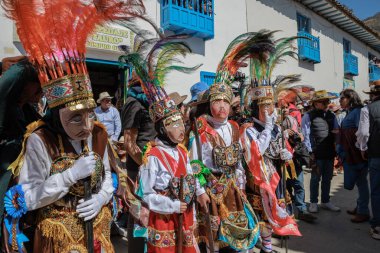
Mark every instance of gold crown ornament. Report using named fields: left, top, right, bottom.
left=209, top=82, right=233, bottom=104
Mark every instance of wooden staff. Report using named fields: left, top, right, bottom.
left=177, top=174, right=185, bottom=253
left=82, top=141, right=94, bottom=253
left=192, top=116, right=215, bottom=252
left=279, top=108, right=289, bottom=253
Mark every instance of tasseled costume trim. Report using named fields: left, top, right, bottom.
left=37, top=207, right=114, bottom=253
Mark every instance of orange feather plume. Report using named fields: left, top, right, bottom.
left=1, top=0, right=145, bottom=84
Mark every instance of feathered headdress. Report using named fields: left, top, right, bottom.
left=248, top=35, right=300, bottom=105
left=1, top=0, right=145, bottom=110
left=209, top=30, right=275, bottom=104
left=274, top=74, right=314, bottom=105
left=119, top=27, right=201, bottom=123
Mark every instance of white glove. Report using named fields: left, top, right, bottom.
left=68, top=152, right=97, bottom=182
left=265, top=110, right=277, bottom=130
left=76, top=192, right=108, bottom=221
left=280, top=148, right=293, bottom=161
left=283, top=129, right=290, bottom=139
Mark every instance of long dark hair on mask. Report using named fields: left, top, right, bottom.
left=42, top=106, right=68, bottom=137
left=154, top=119, right=177, bottom=147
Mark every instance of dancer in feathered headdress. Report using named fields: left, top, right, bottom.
left=239, top=35, right=303, bottom=253
left=1, top=1, right=144, bottom=252
left=120, top=32, right=208, bottom=253
left=187, top=30, right=275, bottom=252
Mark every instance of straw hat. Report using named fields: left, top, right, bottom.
left=168, top=92, right=187, bottom=106
left=363, top=79, right=380, bottom=94
left=97, top=91, right=113, bottom=103
left=310, top=90, right=336, bottom=102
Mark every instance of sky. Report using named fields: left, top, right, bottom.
left=338, top=0, right=380, bottom=20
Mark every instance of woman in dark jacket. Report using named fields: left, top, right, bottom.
left=338, top=89, right=369, bottom=223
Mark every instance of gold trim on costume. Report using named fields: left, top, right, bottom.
left=38, top=206, right=114, bottom=253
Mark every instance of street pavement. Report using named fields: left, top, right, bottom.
left=112, top=172, right=379, bottom=252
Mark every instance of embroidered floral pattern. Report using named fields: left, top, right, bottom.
left=207, top=174, right=232, bottom=204
left=148, top=228, right=176, bottom=248
left=169, top=175, right=196, bottom=205
left=50, top=153, right=104, bottom=197
left=148, top=227, right=194, bottom=248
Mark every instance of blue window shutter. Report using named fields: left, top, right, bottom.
left=297, top=13, right=311, bottom=33
left=200, top=71, right=216, bottom=86
left=343, top=38, right=351, bottom=54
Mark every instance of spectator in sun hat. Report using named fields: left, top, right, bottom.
left=169, top=91, right=187, bottom=115
left=302, top=90, right=341, bottom=213
left=95, top=91, right=122, bottom=142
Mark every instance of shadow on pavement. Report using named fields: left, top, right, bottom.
left=271, top=173, right=379, bottom=253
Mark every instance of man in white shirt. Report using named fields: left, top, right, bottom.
left=356, top=82, right=380, bottom=240
left=95, top=91, right=122, bottom=142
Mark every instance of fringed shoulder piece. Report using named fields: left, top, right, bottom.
left=8, top=120, right=45, bottom=176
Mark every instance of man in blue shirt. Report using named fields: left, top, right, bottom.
left=302, top=90, right=340, bottom=213
left=95, top=91, right=121, bottom=142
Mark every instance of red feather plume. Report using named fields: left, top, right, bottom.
left=1, top=0, right=145, bottom=84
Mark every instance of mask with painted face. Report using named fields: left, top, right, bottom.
left=210, top=99, right=230, bottom=123
left=163, top=114, right=185, bottom=144
left=59, top=107, right=96, bottom=140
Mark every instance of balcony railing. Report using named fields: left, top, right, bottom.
left=369, top=64, right=380, bottom=82
left=161, top=0, right=214, bottom=39
left=297, top=31, right=321, bottom=63
left=344, top=53, right=358, bottom=76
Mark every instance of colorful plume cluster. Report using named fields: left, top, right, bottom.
left=1, top=0, right=145, bottom=84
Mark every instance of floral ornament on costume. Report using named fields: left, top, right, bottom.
left=190, top=160, right=211, bottom=187
left=4, top=184, right=29, bottom=252
left=169, top=175, right=196, bottom=205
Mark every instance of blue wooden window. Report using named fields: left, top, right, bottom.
left=161, top=0, right=214, bottom=39
left=297, top=13, right=319, bottom=63
left=297, top=31, right=321, bottom=63
left=343, top=39, right=358, bottom=76
left=200, top=71, right=216, bottom=86
left=343, top=38, right=351, bottom=54
left=344, top=53, right=358, bottom=76
left=369, top=64, right=380, bottom=82
left=297, top=13, right=311, bottom=33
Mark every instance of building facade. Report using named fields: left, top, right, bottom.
left=1, top=0, right=379, bottom=100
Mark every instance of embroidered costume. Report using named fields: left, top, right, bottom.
left=191, top=114, right=259, bottom=251
left=189, top=31, right=277, bottom=251
left=240, top=36, right=302, bottom=253
left=16, top=122, right=114, bottom=253
left=139, top=140, right=201, bottom=253
left=121, top=30, right=202, bottom=252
